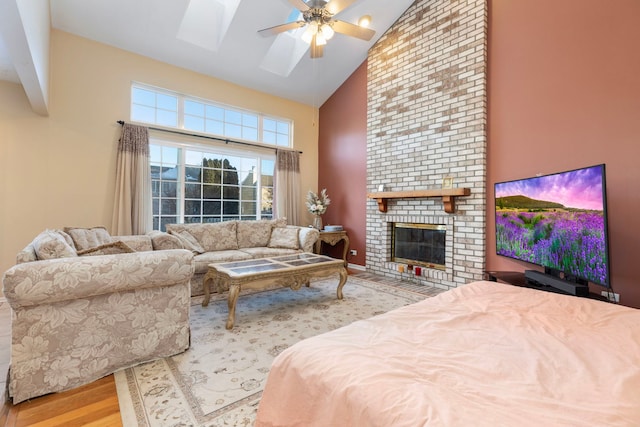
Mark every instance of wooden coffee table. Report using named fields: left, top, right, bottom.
left=202, top=253, right=348, bottom=329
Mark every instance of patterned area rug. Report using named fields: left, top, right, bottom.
left=115, top=276, right=430, bottom=426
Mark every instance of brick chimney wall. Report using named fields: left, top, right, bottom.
left=366, top=0, right=488, bottom=289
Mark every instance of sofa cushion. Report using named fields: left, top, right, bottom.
left=273, top=217, right=288, bottom=228
left=192, top=250, right=253, bottom=274
left=268, top=227, right=300, bottom=250
left=77, top=241, right=135, bottom=256
left=237, top=220, right=276, bottom=248
left=32, top=230, right=78, bottom=260
left=167, top=222, right=238, bottom=252
left=63, top=226, right=113, bottom=251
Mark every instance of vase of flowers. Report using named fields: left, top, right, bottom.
left=306, top=189, right=331, bottom=230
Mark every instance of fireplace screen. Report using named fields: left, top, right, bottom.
left=392, top=223, right=446, bottom=270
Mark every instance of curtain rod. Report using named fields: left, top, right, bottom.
left=117, top=120, right=302, bottom=154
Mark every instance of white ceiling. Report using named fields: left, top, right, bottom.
left=0, top=0, right=414, bottom=108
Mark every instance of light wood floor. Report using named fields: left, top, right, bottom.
left=2, top=376, right=121, bottom=427
left=1, top=269, right=442, bottom=426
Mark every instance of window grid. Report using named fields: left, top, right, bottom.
left=132, top=84, right=292, bottom=148
left=151, top=140, right=274, bottom=231
left=131, top=87, right=178, bottom=128
left=151, top=145, right=182, bottom=232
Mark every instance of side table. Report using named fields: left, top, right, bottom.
left=315, top=230, right=350, bottom=267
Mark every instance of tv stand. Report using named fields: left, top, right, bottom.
left=484, top=271, right=605, bottom=301
left=524, top=270, right=589, bottom=297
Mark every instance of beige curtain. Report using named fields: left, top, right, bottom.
left=274, top=149, right=300, bottom=225
left=111, top=123, right=152, bottom=235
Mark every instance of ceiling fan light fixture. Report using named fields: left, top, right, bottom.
left=320, top=23, right=334, bottom=40
left=301, top=22, right=318, bottom=44
left=358, top=15, right=372, bottom=28
left=259, top=0, right=377, bottom=59
left=315, top=32, right=327, bottom=46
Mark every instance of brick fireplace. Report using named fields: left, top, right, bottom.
left=366, top=0, right=487, bottom=290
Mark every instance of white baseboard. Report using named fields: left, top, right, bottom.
left=348, top=263, right=366, bottom=271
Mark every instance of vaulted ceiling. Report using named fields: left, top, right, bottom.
left=0, top=0, right=414, bottom=114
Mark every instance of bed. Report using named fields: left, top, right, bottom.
left=255, top=280, right=640, bottom=426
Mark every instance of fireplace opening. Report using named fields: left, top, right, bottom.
left=392, top=223, right=446, bottom=270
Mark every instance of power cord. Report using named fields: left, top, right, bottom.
left=602, top=284, right=618, bottom=304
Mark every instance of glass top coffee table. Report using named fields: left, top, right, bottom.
left=202, top=253, right=348, bottom=330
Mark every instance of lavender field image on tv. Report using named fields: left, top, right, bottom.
left=495, top=165, right=608, bottom=285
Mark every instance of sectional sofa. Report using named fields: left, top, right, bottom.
left=150, top=219, right=320, bottom=296
left=2, top=227, right=194, bottom=403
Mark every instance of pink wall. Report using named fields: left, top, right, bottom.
left=318, top=61, right=368, bottom=266
left=487, top=0, right=640, bottom=307
left=319, top=1, right=640, bottom=307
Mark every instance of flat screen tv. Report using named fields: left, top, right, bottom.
left=494, top=164, right=611, bottom=292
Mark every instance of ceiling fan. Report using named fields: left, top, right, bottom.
left=258, top=0, right=375, bottom=58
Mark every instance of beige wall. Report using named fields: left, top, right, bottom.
left=0, top=30, right=318, bottom=277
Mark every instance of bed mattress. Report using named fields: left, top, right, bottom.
left=256, top=280, right=640, bottom=426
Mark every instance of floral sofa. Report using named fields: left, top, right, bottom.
left=2, top=227, right=194, bottom=403
left=149, top=219, right=320, bottom=297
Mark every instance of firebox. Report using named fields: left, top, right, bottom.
left=391, top=223, right=446, bottom=270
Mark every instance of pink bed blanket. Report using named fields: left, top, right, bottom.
left=256, top=280, right=640, bottom=426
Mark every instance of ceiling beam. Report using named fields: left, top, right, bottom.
left=0, top=0, right=50, bottom=115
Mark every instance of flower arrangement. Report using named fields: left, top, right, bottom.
left=306, top=189, right=331, bottom=215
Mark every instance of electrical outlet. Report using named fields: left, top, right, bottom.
left=349, top=249, right=357, bottom=256
left=600, top=291, right=620, bottom=303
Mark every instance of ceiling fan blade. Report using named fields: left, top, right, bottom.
left=325, top=0, right=357, bottom=15
left=289, top=0, right=311, bottom=12
left=258, top=21, right=305, bottom=37
left=332, top=20, right=376, bottom=41
left=310, top=35, right=324, bottom=58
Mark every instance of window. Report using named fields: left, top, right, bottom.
left=263, top=118, right=291, bottom=147
left=132, top=87, right=178, bottom=127
left=150, top=141, right=274, bottom=231
left=134, top=84, right=285, bottom=230
left=131, top=84, right=292, bottom=148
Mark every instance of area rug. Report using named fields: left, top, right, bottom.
left=115, top=276, right=431, bottom=426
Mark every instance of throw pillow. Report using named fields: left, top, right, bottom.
left=77, top=241, right=135, bottom=256
left=55, top=229, right=76, bottom=250
left=147, top=230, right=184, bottom=250
left=267, top=227, right=300, bottom=250
left=170, top=230, right=205, bottom=254
left=32, top=230, right=78, bottom=260
left=63, top=226, right=113, bottom=251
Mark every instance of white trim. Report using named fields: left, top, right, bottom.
left=348, top=263, right=366, bottom=271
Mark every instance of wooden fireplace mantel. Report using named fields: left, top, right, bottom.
left=367, top=188, right=471, bottom=214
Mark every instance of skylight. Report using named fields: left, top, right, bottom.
left=176, top=0, right=241, bottom=51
